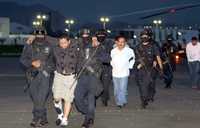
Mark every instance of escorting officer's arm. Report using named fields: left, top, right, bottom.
left=110, top=49, right=114, bottom=67
left=154, top=44, right=163, bottom=72
left=129, top=49, right=135, bottom=69
left=20, top=44, right=33, bottom=70
left=98, top=46, right=111, bottom=63
left=44, top=46, right=56, bottom=74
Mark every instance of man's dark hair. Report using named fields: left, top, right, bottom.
left=191, top=36, right=198, bottom=41
left=59, top=34, right=70, bottom=41
left=115, top=35, right=127, bottom=41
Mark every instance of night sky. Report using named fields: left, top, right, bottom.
left=0, top=0, right=200, bottom=24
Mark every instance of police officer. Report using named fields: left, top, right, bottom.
left=20, top=30, right=54, bottom=127
left=96, top=30, right=113, bottom=106
left=134, top=29, right=163, bottom=109
left=74, top=29, right=104, bottom=128
left=161, top=35, right=178, bottom=88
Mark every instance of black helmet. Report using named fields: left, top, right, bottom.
left=166, top=35, right=173, bottom=41
left=34, top=28, right=47, bottom=35
left=95, top=29, right=107, bottom=42
left=140, top=28, right=152, bottom=37
left=79, top=29, right=90, bottom=37
left=96, top=29, right=107, bottom=37
left=140, top=29, right=152, bottom=43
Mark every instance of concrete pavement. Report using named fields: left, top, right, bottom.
left=0, top=57, right=200, bottom=128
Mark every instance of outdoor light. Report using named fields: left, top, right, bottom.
left=153, top=20, right=158, bottom=24
left=33, top=21, right=37, bottom=25
left=178, top=32, right=182, bottom=36
left=100, top=17, right=110, bottom=29
left=107, top=29, right=111, bottom=33
left=42, top=15, right=47, bottom=19
left=65, top=28, right=69, bottom=32
left=37, top=14, right=47, bottom=20
left=158, top=20, right=162, bottom=24
left=153, top=19, right=162, bottom=26
left=100, top=17, right=105, bottom=22
left=34, top=14, right=48, bottom=29
left=33, top=21, right=41, bottom=26
left=65, top=19, right=75, bottom=24
left=37, top=15, right=42, bottom=19
left=65, top=19, right=75, bottom=32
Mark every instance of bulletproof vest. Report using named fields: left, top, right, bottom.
left=80, top=43, right=102, bottom=77
left=137, top=42, right=156, bottom=67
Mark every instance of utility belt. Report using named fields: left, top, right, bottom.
left=60, top=72, right=75, bottom=76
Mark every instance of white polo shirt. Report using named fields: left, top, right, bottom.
left=186, top=42, right=200, bottom=62
left=111, top=46, right=135, bottom=78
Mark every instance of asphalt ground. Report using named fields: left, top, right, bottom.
left=0, top=57, right=200, bottom=128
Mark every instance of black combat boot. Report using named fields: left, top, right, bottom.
left=141, top=97, right=148, bottom=109
left=30, top=119, right=42, bottom=127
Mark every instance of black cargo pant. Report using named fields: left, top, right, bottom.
left=135, top=68, right=158, bottom=102
left=74, top=74, right=99, bottom=122
left=163, top=63, right=173, bottom=88
left=100, top=65, right=112, bottom=103
left=28, top=72, right=50, bottom=121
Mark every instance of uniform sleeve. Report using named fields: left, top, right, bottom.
left=44, top=46, right=56, bottom=73
left=20, top=44, right=32, bottom=70
left=133, top=46, right=140, bottom=68
left=98, top=46, right=111, bottom=63
left=110, top=49, right=114, bottom=67
left=129, top=49, right=135, bottom=69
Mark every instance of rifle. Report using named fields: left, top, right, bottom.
left=134, top=44, right=164, bottom=82
left=69, top=46, right=100, bottom=90
left=134, top=46, right=152, bottom=75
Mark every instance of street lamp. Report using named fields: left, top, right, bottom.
left=36, top=14, right=48, bottom=28
left=153, top=19, right=162, bottom=27
left=32, top=21, right=41, bottom=28
left=36, top=14, right=47, bottom=20
left=65, top=19, right=75, bottom=31
left=100, top=17, right=110, bottom=30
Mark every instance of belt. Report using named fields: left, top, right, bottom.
left=61, top=72, right=75, bottom=76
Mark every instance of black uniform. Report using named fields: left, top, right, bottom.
left=161, top=41, right=177, bottom=88
left=99, top=39, right=113, bottom=106
left=20, top=38, right=54, bottom=126
left=134, top=41, right=160, bottom=108
left=74, top=40, right=104, bottom=127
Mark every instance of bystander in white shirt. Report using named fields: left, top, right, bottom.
left=111, top=45, right=135, bottom=78
left=186, top=42, right=200, bottom=62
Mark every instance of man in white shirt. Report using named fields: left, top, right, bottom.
left=186, top=37, right=200, bottom=89
left=110, top=35, right=135, bottom=108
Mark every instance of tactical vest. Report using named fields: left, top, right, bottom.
left=137, top=43, right=157, bottom=68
